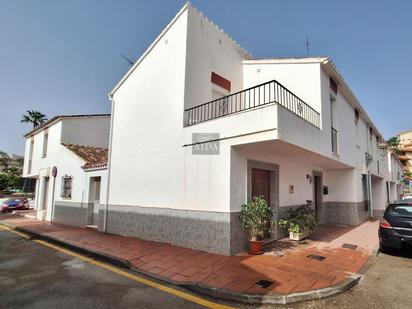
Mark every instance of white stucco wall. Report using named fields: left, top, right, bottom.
left=109, top=5, right=252, bottom=213
left=322, top=169, right=359, bottom=203
left=108, top=8, right=189, bottom=208
left=23, top=122, right=63, bottom=178
left=372, top=177, right=386, bottom=211
left=33, top=144, right=86, bottom=221
left=184, top=7, right=247, bottom=110
left=85, top=169, right=107, bottom=205
left=243, top=61, right=322, bottom=112
left=230, top=146, right=326, bottom=212
left=61, top=117, right=110, bottom=148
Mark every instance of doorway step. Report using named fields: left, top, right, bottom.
left=85, top=225, right=98, bottom=230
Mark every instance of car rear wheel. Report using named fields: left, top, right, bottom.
left=379, top=244, right=390, bottom=254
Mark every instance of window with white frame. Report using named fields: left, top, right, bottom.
left=330, top=96, right=338, bottom=154
left=42, top=133, right=48, bottom=158
left=28, top=139, right=34, bottom=174
left=61, top=175, right=72, bottom=198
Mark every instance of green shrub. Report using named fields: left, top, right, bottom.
left=239, top=196, right=273, bottom=241
left=278, top=204, right=316, bottom=234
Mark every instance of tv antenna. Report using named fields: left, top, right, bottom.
left=305, top=35, right=310, bottom=56
left=121, top=54, right=134, bottom=66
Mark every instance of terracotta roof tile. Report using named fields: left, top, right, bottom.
left=63, top=143, right=108, bottom=170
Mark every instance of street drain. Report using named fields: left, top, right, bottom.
left=342, top=243, right=358, bottom=250
left=307, top=254, right=326, bottom=261
left=255, top=280, right=273, bottom=288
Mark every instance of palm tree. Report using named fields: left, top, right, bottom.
left=386, top=136, right=400, bottom=154
left=21, top=110, right=48, bottom=129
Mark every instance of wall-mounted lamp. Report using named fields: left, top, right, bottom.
left=306, top=174, right=313, bottom=184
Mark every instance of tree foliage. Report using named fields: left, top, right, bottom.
left=387, top=136, right=400, bottom=154
left=239, top=196, right=273, bottom=241
left=0, top=167, right=21, bottom=190
left=0, top=151, right=9, bottom=168
left=278, top=204, right=316, bottom=234
left=21, top=110, right=48, bottom=129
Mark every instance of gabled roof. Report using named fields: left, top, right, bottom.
left=108, top=2, right=251, bottom=98
left=24, top=114, right=111, bottom=138
left=63, top=143, right=108, bottom=170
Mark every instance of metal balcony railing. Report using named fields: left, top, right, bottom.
left=184, top=79, right=320, bottom=127
left=331, top=127, right=338, bottom=153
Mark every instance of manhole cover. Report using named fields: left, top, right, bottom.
left=255, top=280, right=273, bottom=288
left=307, top=254, right=326, bottom=261
left=342, top=243, right=358, bottom=250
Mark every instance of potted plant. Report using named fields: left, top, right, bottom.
left=239, top=196, right=273, bottom=254
left=278, top=202, right=316, bottom=241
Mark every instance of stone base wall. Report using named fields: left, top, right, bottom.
left=322, top=202, right=369, bottom=225
left=53, top=201, right=89, bottom=227
left=105, top=205, right=238, bottom=255
left=357, top=202, right=370, bottom=223
left=373, top=209, right=385, bottom=218
left=229, top=211, right=248, bottom=255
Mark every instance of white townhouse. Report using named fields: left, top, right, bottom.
left=102, top=3, right=403, bottom=255
left=22, top=114, right=110, bottom=228
left=378, top=150, right=404, bottom=216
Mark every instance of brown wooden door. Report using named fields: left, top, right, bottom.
left=251, top=168, right=270, bottom=204
left=251, top=168, right=271, bottom=238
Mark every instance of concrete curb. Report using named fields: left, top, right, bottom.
left=0, top=221, right=369, bottom=305
left=186, top=275, right=362, bottom=305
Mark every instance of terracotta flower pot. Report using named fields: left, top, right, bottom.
left=248, top=240, right=264, bottom=255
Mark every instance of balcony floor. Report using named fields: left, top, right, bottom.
left=233, top=139, right=351, bottom=170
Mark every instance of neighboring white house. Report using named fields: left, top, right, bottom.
left=22, top=114, right=110, bottom=227
left=375, top=150, right=403, bottom=216
left=102, top=3, right=402, bottom=255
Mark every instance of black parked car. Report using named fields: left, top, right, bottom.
left=379, top=201, right=412, bottom=252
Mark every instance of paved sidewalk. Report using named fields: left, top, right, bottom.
left=0, top=215, right=377, bottom=304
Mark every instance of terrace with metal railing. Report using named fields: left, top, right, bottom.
left=184, top=79, right=320, bottom=128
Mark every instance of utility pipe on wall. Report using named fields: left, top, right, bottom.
left=103, top=99, right=115, bottom=233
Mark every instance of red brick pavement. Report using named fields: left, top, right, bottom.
left=0, top=215, right=372, bottom=295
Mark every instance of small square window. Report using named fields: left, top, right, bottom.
left=61, top=176, right=72, bottom=198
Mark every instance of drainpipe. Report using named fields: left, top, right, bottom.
left=368, top=172, right=373, bottom=218
left=103, top=99, right=115, bottom=233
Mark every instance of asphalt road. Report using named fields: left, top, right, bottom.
left=1, top=224, right=412, bottom=309
left=0, top=228, right=232, bottom=309
left=264, top=246, right=412, bottom=309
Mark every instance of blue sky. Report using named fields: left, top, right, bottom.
left=1, top=0, right=411, bottom=154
